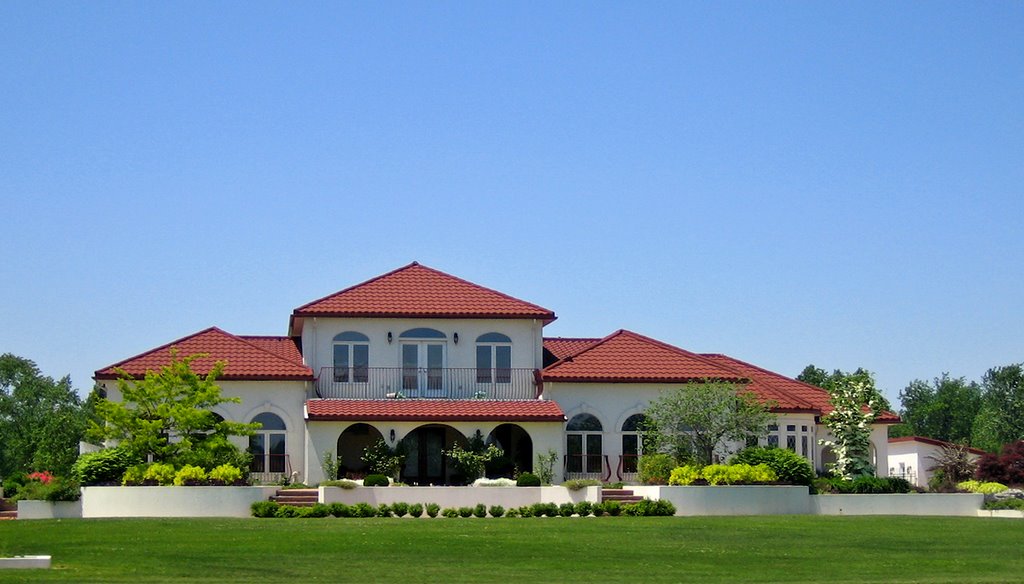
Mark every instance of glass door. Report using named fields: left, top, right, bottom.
left=401, top=342, right=446, bottom=396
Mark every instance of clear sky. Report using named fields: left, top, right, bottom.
left=2, top=2, right=1021, bottom=407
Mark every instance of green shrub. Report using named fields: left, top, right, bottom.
left=622, top=498, right=676, bottom=516
left=517, top=505, right=534, bottom=518
left=363, top=474, right=390, bottom=487
left=72, top=447, right=139, bottom=486
left=12, top=476, right=81, bottom=502
left=426, top=503, right=440, bottom=518
left=488, top=505, right=505, bottom=518
left=408, top=503, right=424, bottom=518
left=352, top=502, right=376, bottom=517
left=505, top=507, right=520, bottom=518
left=638, top=454, right=676, bottom=485
left=376, top=503, right=392, bottom=517
left=251, top=500, right=279, bottom=518
left=558, top=502, right=575, bottom=517
left=591, top=502, right=606, bottom=517
left=603, top=500, right=622, bottom=516
left=307, top=503, right=331, bottom=518
left=699, top=463, right=776, bottom=485
left=173, top=465, right=208, bottom=486
left=473, top=503, right=487, bottom=518
left=442, top=507, right=459, bottom=518
left=457, top=506, right=473, bottom=518
left=816, top=476, right=912, bottom=494
left=321, top=479, right=359, bottom=489
left=390, top=501, right=409, bottom=517
left=144, top=463, right=177, bottom=486
left=281, top=482, right=310, bottom=489
left=731, top=447, right=814, bottom=486
left=121, top=464, right=149, bottom=486
left=668, top=465, right=700, bottom=486
left=984, top=498, right=1024, bottom=511
left=208, top=464, right=244, bottom=486
left=516, top=472, right=541, bottom=487
left=275, top=505, right=302, bottom=518
left=329, top=503, right=351, bottom=518
left=532, top=502, right=558, bottom=517
left=563, top=479, right=602, bottom=491
left=958, top=480, right=1008, bottom=494
left=574, top=501, right=593, bottom=517
left=2, top=473, right=27, bottom=499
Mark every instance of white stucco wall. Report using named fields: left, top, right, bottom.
left=304, top=419, right=565, bottom=485
left=809, top=493, right=983, bottom=516
left=319, top=486, right=599, bottom=507
left=631, top=485, right=810, bottom=516
left=17, top=500, right=83, bottom=520
left=81, top=486, right=280, bottom=518
left=300, top=317, right=545, bottom=375
left=886, top=440, right=981, bottom=488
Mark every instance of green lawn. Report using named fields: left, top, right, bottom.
left=0, top=516, right=1021, bottom=583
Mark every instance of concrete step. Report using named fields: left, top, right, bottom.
left=0, top=510, right=17, bottom=520
left=271, top=488, right=319, bottom=507
left=601, top=488, right=643, bottom=503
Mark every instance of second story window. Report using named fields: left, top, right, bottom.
left=333, top=331, right=369, bottom=383
left=475, top=332, right=511, bottom=383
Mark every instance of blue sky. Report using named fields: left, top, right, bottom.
left=2, top=2, right=1021, bottom=406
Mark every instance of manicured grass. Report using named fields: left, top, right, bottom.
left=1, top=516, right=1021, bottom=583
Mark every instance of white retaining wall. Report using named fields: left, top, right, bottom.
left=17, top=500, right=83, bottom=520
left=81, top=486, right=280, bottom=518
left=319, top=486, right=599, bottom=507
left=809, top=493, right=984, bottom=516
left=632, top=486, right=810, bottom=516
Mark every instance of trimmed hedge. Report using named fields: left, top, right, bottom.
left=731, top=447, right=815, bottom=487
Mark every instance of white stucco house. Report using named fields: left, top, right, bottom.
left=887, top=436, right=985, bottom=489
left=95, top=262, right=898, bottom=485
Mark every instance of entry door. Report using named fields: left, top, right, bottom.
left=402, top=427, right=447, bottom=484
left=401, top=342, right=445, bottom=395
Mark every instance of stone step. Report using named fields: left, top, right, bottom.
left=271, top=489, right=319, bottom=507
left=0, top=510, right=17, bottom=520
left=600, top=488, right=643, bottom=503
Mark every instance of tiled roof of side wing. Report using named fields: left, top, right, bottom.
left=543, top=337, right=601, bottom=360
left=293, top=262, right=556, bottom=321
left=542, top=330, right=746, bottom=383
left=306, top=399, right=566, bottom=422
left=701, top=353, right=900, bottom=421
left=95, top=327, right=313, bottom=381
left=239, top=336, right=304, bottom=364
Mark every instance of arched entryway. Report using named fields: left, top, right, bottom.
left=337, top=423, right=385, bottom=479
left=486, top=424, right=533, bottom=477
left=401, top=424, right=467, bottom=485
left=820, top=446, right=837, bottom=473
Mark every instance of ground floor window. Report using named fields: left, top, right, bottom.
left=249, top=412, right=287, bottom=474
left=567, top=413, right=603, bottom=475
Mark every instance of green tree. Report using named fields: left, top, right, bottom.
left=89, top=350, right=256, bottom=469
left=0, top=354, right=86, bottom=477
left=643, top=380, right=773, bottom=466
left=798, top=365, right=893, bottom=412
left=889, top=375, right=982, bottom=444
left=819, top=371, right=882, bottom=479
left=971, top=364, right=1024, bottom=452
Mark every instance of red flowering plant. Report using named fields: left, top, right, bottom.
left=27, top=471, right=54, bottom=485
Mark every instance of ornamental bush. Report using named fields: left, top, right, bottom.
left=329, top=503, right=351, bottom=518
left=376, top=503, right=392, bottom=517
left=700, top=464, right=777, bottom=485
left=352, top=502, right=376, bottom=517
left=638, top=454, right=676, bottom=485
left=602, top=500, right=622, bottom=516
left=516, top=472, right=541, bottom=487
left=472, top=503, right=487, bottom=518
left=391, top=501, right=409, bottom=517
left=363, top=474, right=390, bottom=487
left=563, top=479, right=602, bottom=491
left=976, top=441, right=1024, bottom=485
left=574, top=501, right=593, bottom=517
left=145, top=463, right=177, bottom=486
left=488, top=505, right=505, bottom=518
left=173, top=465, right=207, bottom=486
left=668, top=465, right=701, bottom=486
left=251, top=500, right=279, bottom=517
left=121, top=464, right=148, bottom=486
left=208, top=464, right=244, bottom=485
left=426, top=503, right=440, bottom=518
left=623, top=498, right=676, bottom=516
left=957, top=480, right=1008, bottom=494
left=558, top=502, right=575, bottom=517
left=458, top=506, right=474, bottom=518
left=73, top=447, right=139, bottom=486
left=442, top=507, right=459, bottom=518
left=409, top=503, right=424, bottom=517
left=321, top=479, right=359, bottom=489
left=731, top=446, right=814, bottom=486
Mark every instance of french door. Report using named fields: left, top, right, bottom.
left=401, top=342, right=445, bottom=395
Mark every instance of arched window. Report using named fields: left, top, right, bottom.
left=567, top=413, right=603, bottom=475
left=476, top=332, right=511, bottom=383
left=621, top=414, right=647, bottom=474
left=249, top=413, right=287, bottom=475
left=333, top=331, right=369, bottom=383
left=399, top=329, right=446, bottom=392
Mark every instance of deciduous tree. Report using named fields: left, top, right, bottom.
left=972, top=364, right=1024, bottom=452
left=890, top=374, right=982, bottom=444
left=818, top=371, right=882, bottom=479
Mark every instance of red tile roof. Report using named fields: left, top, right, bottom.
left=306, top=399, right=566, bottom=422
left=888, top=435, right=986, bottom=455
left=701, top=353, right=900, bottom=422
left=95, top=327, right=313, bottom=381
left=543, top=337, right=600, bottom=361
left=293, top=262, right=556, bottom=322
left=542, top=330, right=746, bottom=383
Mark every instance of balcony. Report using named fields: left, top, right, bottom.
left=314, top=367, right=540, bottom=400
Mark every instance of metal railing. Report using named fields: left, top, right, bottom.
left=314, top=367, right=539, bottom=400
left=249, top=454, right=291, bottom=485
left=617, top=454, right=640, bottom=482
left=564, top=454, right=612, bottom=482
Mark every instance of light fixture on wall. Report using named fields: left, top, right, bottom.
left=387, top=332, right=393, bottom=344
left=453, top=332, right=459, bottom=344
left=389, top=429, right=396, bottom=442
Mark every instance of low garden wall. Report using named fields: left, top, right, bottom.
left=809, top=493, right=984, bottom=516
left=632, top=485, right=810, bottom=516
left=80, top=486, right=279, bottom=518
left=17, top=500, right=83, bottom=520
left=319, top=486, right=599, bottom=507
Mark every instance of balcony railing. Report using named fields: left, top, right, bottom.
left=314, top=367, right=540, bottom=400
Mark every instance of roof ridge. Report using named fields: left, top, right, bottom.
left=95, top=326, right=224, bottom=375
left=700, top=353, right=818, bottom=411
left=292, top=262, right=421, bottom=314
left=410, top=263, right=554, bottom=315
left=228, top=332, right=310, bottom=369
left=614, top=330, right=749, bottom=380
left=543, top=329, right=626, bottom=370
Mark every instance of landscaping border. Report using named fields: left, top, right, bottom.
left=319, top=486, right=600, bottom=507
left=80, top=486, right=279, bottom=518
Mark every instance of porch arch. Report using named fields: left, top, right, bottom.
left=486, top=423, right=533, bottom=477
left=336, top=423, right=385, bottom=479
left=400, top=424, right=468, bottom=485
